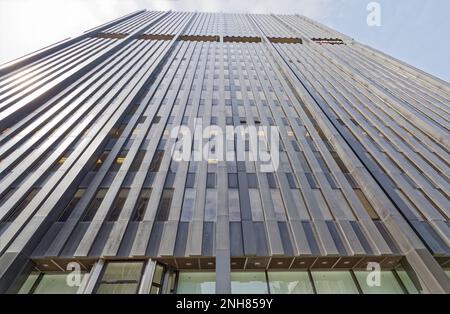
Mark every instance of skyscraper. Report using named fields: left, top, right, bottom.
left=0, top=10, right=449, bottom=294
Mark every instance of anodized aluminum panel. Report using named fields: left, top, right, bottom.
left=0, top=12, right=448, bottom=279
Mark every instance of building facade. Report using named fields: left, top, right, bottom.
left=0, top=10, right=449, bottom=294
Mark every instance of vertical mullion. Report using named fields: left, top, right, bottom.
left=307, top=270, right=317, bottom=294
left=350, top=269, right=363, bottom=294
left=27, top=272, right=44, bottom=294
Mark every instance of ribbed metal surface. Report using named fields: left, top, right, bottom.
left=143, top=11, right=193, bottom=35
left=102, top=11, right=165, bottom=35
left=0, top=9, right=449, bottom=293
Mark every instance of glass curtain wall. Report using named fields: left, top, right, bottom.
left=17, top=262, right=419, bottom=294
left=18, top=273, right=85, bottom=294
left=176, top=269, right=416, bottom=294
left=177, top=272, right=216, bottom=294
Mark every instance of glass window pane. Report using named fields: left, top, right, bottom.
left=207, top=173, right=216, bottom=188
left=177, top=272, right=216, bottom=294
left=82, top=188, right=108, bottom=221
left=5, top=188, right=40, bottom=222
left=396, top=270, right=419, bottom=294
left=108, top=188, right=129, bottom=221
left=130, top=150, right=145, bottom=171
left=354, top=271, right=404, bottom=294
left=152, top=265, right=164, bottom=285
left=132, top=188, right=152, bottom=221
left=33, top=274, right=83, bottom=294
left=18, top=273, right=40, bottom=294
left=268, top=271, right=314, bottom=294
left=156, top=188, right=174, bottom=221
left=97, top=283, right=139, bottom=294
left=149, top=150, right=164, bottom=172
left=58, top=189, right=86, bottom=222
left=231, top=272, right=268, bottom=294
left=311, top=271, right=359, bottom=294
left=445, top=270, right=450, bottom=279
left=96, top=262, right=144, bottom=294
left=94, top=151, right=110, bottom=171
left=186, top=173, right=196, bottom=188
left=164, top=272, right=176, bottom=294
left=101, top=262, right=143, bottom=282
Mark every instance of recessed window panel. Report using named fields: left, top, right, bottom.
left=132, top=188, right=152, bottom=221
left=4, top=188, right=40, bottom=222
left=129, top=150, right=146, bottom=172
left=311, top=271, right=359, bottom=294
left=247, top=173, right=258, bottom=188
left=355, top=189, right=380, bottom=220
left=228, top=173, right=238, bottom=188
left=305, top=172, right=319, bottom=189
left=156, top=188, right=174, bottom=221
left=0, top=187, right=15, bottom=207
left=185, top=172, right=196, bottom=188
left=177, top=272, right=216, bottom=294
left=207, top=173, right=216, bottom=188
left=58, top=188, right=86, bottom=222
left=111, top=150, right=128, bottom=172
left=266, top=173, right=277, bottom=188
left=164, top=172, right=176, bottom=188
left=231, top=272, right=268, bottom=294
left=107, top=188, right=129, bottom=221
left=111, top=124, right=126, bottom=139
left=268, top=271, right=314, bottom=294
left=82, top=188, right=108, bottom=221
left=286, top=173, right=297, bottom=189
left=149, top=150, right=164, bottom=172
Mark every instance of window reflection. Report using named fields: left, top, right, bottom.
left=177, top=272, right=216, bottom=294
left=96, top=262, right=144, bottom=294
left=18, top=273, right=85, bottom=294
left=311, top=271, right=359, bottom=294
left=268, top=271, right=314, bottom=294
left=231, top=272, right=268, bottom=294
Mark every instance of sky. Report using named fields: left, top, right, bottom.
left=0, top=0, right=449, bottom=82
